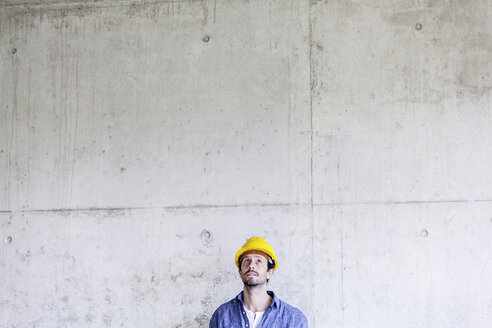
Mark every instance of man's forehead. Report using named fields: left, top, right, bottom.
left=240, top=250, right=269, bottom=261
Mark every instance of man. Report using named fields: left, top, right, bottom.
left=209, top=237, right=308, bottom=328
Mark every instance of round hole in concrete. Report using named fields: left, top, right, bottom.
left=202, top=36, right=210, bottom=42
left=420, top=229, right=428, bottom=238
left=11, top=48, right=17, bottom=54
left=6, top=236, right=13, bottom=244
left=415, top=23, right=422, bottom=30
left=201, top=230, right=211, bottom=239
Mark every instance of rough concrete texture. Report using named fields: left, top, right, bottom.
left=1, top=0, right=491, bottom=327
left=311, top=0, right=492, bottom=204
left=1, top=205, right=311, bottom=327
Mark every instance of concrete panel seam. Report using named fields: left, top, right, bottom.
left=308, top=1, right=315, bottom=326
left=308, top=0, right=314, bottom=208
left=0, top=0, right=195, bottom=12
left=339, top=214, right=345, bottom=317
left=0, top=202, right=311, bottom=214
left=313, top=199, right=492, bottom=206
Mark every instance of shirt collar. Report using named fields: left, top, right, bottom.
left=236, top=290, right=279, bottom=309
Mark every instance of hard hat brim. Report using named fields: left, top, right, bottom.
left=234, top=241, right=278, bottom=271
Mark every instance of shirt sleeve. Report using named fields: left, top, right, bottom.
left=293, top=310, right=308, bottom=328
left=299, top=314, right=308, bottom=328
left=209, top=310, right=220, bottom=328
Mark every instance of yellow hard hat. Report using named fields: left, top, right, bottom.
left=235, top=237, right=278, bottom=271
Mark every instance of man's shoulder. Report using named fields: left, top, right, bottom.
left=276, top=296, right=308, bottom=324
left=209, top=296, right=241, bottom=328
left=211, top=295, right=240, bottom=318
left=279, top=300, right=305, bottom=313
left=213, top=297, right=238, bottom=313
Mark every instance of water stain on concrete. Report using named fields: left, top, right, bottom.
left=126, top=1, right=161, bottom=21
left=17, top=249, right=32, bottom=263
left=194, top=313, right=209, bottom=327
left=84, top=312, right=95, bottom=323
left=170, top=272, right=183, bottom=282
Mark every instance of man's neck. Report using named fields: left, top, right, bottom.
left=242, top=285, right=272, bottom=313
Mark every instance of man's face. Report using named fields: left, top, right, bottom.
left=238, top=252, right=274, bottom=287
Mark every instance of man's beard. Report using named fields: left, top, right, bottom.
left=241, top=271, right=265, bottom=287
left=243, top=279, right=261, bottom=287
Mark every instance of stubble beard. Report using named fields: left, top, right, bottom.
left=241, top=272, right=265, bottom=288
left=243, top=279, right=262, bottom=287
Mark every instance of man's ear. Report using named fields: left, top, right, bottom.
left=266, top=268, right=274, bottom=279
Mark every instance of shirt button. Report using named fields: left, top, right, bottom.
left=242, top=312, right=245, bottom=314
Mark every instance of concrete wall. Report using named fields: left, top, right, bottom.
left=1, top=0, right=491, bottom=327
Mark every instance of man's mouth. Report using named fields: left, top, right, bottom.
left=246, top=271, right=258, bottom=276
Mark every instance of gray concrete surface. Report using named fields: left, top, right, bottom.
left=1, top=0, right=491, bottom=327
